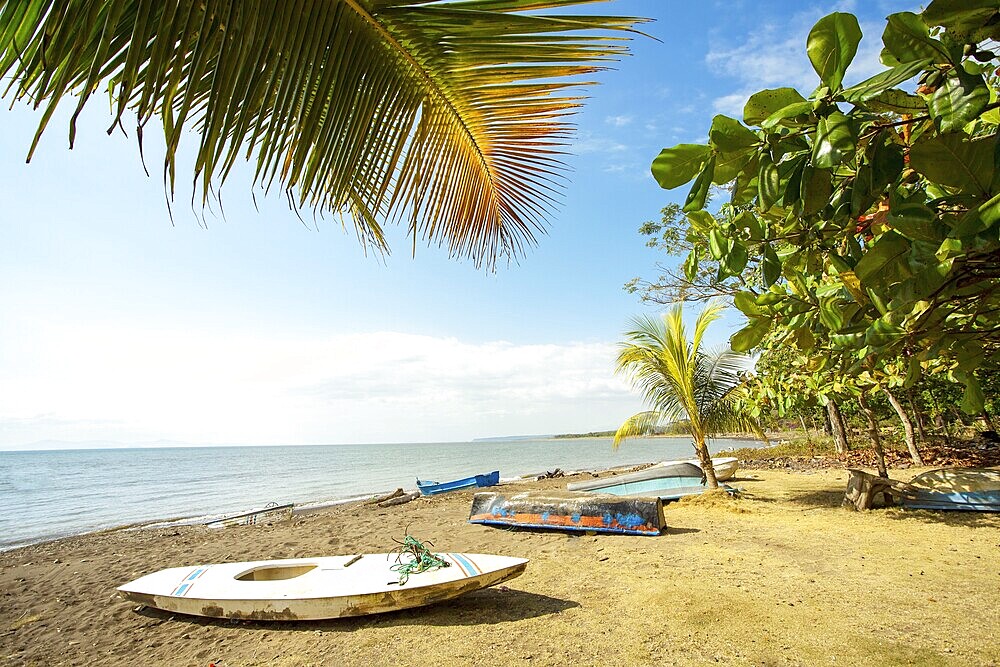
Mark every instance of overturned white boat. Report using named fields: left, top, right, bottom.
left=566, top=456, right=738, bottom=493
left=118, top=552, right=527, bottom=620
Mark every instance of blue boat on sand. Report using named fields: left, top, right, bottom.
left=417, top=470, right=500, bottom=496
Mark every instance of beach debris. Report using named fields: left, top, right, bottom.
left=377, top=491, right=420, bottom=508
left=535, top=468, right=565, bottom=480
left=367, top=488, right=404, bottom=505
left=389, top=534, right=450, bottom=585
left=204, top=502, right=293, bottom=528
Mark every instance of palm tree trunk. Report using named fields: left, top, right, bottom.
left=693, top=436, right=719, bottom=489
left=858, top=393, right=888, bottom=478
left=826, top=400, right=850, bottom=453
left=881, top=386, right=923, bottom=465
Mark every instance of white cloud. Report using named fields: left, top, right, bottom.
left=0, top=324, right=640, bottom=448
left=707, top=7, right=898, bottom=116
left=571, top=131, right=629, bottom=155
left=605, top=114, right=634, bottom=127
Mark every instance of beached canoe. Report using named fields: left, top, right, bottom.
left=581, top=475, right=736, bottom=501
left=565, top=457, right=738, bottom=494
left=469, top=491, right=665, bottom=535
left=204, top=502, right=293, bottom=528
left=417, top=470, right=500, bottom=496
left=566, top=462, right=702, bottom=492
left=899, top=468, right=1000, bottom=512
left=117, top=552, right=527, bottom=620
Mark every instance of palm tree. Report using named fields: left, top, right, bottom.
left=614, top=302, right=759, bottom=489
left=0, top=1, right=645, bottom=269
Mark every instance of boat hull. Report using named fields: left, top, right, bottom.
left=417, top=470, right=500, bottom=496
left=899, top=468, right=1000, bottom=512
left=118, top=553, right=527, bottom=620
left=469, top=491, right=665, bottom=536
left=566, top=462, right=701, bottom=492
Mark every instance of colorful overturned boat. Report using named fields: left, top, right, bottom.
left=469, top=491, right=665, bottom=536
left=204, top=502, right=294, bottom=528
left=898, top=468, right=1000, bottom=512
left=417, top=470, right=500, bottom=496
left=117, top=552, right=528, bottom=620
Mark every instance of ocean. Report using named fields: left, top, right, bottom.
left=0, top=436, right=756, bottom=550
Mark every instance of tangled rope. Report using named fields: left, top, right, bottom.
left=389, top=534, right=450, bottom=585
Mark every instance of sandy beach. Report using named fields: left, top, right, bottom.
left=2, top=466, right=999, bottom=667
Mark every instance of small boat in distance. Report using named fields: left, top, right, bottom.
left=117, top=552, right=527, bottom=620
left=204, top=502, right=293, bottom=528
left=417, top=470, right=500, bottom=496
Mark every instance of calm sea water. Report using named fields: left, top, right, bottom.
left=0, top=436, right=755, bottom=550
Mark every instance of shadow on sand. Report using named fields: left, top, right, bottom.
left=134, top=586, right=578, bottom=631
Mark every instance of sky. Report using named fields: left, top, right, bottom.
left=0, top=0, right=919, bottom=450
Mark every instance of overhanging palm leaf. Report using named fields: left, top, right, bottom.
left=614, top=302, right=758, bottom=488
left=0, top=0, right=646, bottom=268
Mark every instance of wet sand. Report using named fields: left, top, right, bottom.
left=2, top=467, right=999, bottom=666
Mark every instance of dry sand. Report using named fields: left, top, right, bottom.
left=2, top=467, right=999, bottom=666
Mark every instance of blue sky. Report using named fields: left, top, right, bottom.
left=0, top=0, right=918, bottom=449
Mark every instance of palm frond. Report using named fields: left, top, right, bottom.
left=612, top=410, right=666, bottom=450
left=0, top=0, right=647, bottom=268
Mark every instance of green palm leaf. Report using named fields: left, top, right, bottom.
left=0, top=0, right=646, bottom=267
left=614, top=302, right=759, bottom=487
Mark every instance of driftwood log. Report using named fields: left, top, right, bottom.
left=367, top=488, right=404, bottom=505
left=378, top=491, right=420, bottom=508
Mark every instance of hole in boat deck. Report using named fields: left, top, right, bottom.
left=235, top=564, right=318, bottom=581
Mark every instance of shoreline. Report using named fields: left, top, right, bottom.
left=3, top=465, right=998, bottom=666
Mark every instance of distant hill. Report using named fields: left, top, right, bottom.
left=552, top=431, right=616, bottom=439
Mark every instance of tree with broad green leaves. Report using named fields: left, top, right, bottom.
left=0, top=1, right=646, bottom=269
left=649, top=3, right=1000, bottom=418
left=613, top=302, right=760, bottom=489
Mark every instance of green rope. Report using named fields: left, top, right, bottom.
left=389, top=534, right=450, bottom=585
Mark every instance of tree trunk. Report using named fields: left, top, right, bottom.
left=981, top=410, right=996, bottom=431
left=798, top=413, right=813, bottom=443
left=906, top=390, right=926, bottom=441
left=882, top=386, right=923, bottom=465
left=693, top=436, right=719, bottom=489
left=858, top=393, right=888, bottom=478
left=826, top=400, right=850, bottom=453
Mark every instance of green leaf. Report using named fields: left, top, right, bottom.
left=731, top=317, right=771, bottom=353
left=807, top=12, right=863, bottom=91
left=709, top=227, right=730, bottom=260
left=722, top=240, right=749, bottom=276
left=855, top=231, right=913, bottom=284
left=683, top=155, right=715, bottom=212
left=924, top=0, right=1000, bottom=42
left=762, top=245, right=781, bottom=287
left=811, top=112, right=855, bottom=168
left=760, top=101, right=814, bottom=129
left=735, top=210, right=764, bottom=241
left=889, top=198, right=944, bottom=242
left=819, top=296, right=845, bottom=331
left=928, top=70, right=990, bottom=133
left=909, top=134, right=995, bottom=195
left=709, top=115, right=758, bottom=152
left=800, top=166, right=833, bottom=215
left=743, top=88, right=807, bottom=126
left=713, top=149, right=755, bottom=185
left=841, top=59, right=932, bottom=103
left=651, top=144, right=711, bottom=190
left=864, top=317, right=906, bottom=347
left=733, top=291, right=762, bottom=316
left=757, top=153, right=780, bottom=211
left=882, top=12, right=948, bottom=64
left=683, top=251, right=699, bottom=282
left=866, top=88, right=928, bottom=114
left=961, top=375, right=986, bottom=414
